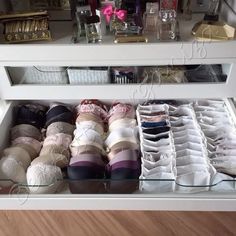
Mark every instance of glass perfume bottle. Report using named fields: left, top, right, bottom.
left=76, top=5, right=92, bottom=40
left=192, top=0, right=235, bottom=41
left=110, top=14, right=126, bottom=33
left=84, top=15, right=102, bottom=43
left=208, top=0, right=220, bottom=15
left=183, top=0, right=192, bottom=21
left=158, top=10, right=177, bottom=41
left=115, top=0, right=122, bottom=8
left=143, top=2, right=159, bottom=35
left=160, top=0, right=178, bottom=11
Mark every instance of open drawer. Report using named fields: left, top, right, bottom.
left=0, top=99, right=236, bottom=211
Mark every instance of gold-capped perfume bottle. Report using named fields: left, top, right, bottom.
left=84, top=15, right=102, bottom=43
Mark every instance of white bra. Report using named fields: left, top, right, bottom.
left=109, top=118, right=137, bottom=132
left=105, top=128, right=138, bottom=149
left=72, top=128, right=103, bottom=150
left=76, top=120, right=104, bottom=136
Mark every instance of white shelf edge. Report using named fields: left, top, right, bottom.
left=0, top=196, right=235, bottom=211
left=0, top=16, right=236, bottom=64
left=0, top=84, right=233, bottom=100
left=0, top=42, right=236, bottom=66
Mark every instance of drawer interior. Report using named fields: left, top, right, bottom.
left=0, top=98, right=236, bottom=197
left=1, top=63, right=236, bottom=100
left=6, top=64, right=229, bottom=85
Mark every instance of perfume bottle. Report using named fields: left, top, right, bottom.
left=115, top=0, right=122, bottom=8
left=76, top=5, right=92, bottom=40
left=208, top=0, right=220, bottom=14
left=160, top=0, right=178, bottom=11
left=116, top=0, right=142, bottom=36
left=183, top=0, right=192, bottom=21
left=192, top=0, right=235, bottom=41
left=158, top=10, right=177, bottom=41
left=110, top=14, right=126, bottom=33
left=84, top=15, right=102, bottom=43
left=143, top=2, right=159, bottom=35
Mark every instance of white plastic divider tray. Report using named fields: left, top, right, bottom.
left=137, top=100, right=236, bottom=193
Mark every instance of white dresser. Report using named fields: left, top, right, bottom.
left=0, top=1, right=235, bottom=211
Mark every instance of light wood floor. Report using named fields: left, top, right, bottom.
left=0, top=211, right=235, bottom=236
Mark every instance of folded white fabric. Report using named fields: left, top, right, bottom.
left=3, top=146, right=31, bottom=170
left=105, top=127, right=138, bottom=149
left=27, top=163, right=63, bottom=194
left=71, top=128, right=104, bottom=151
left=76, top=120, right=104, bottom=136
left=109, top=118, right=137, bottom=132
left=0, top=157, right=26, bottom=187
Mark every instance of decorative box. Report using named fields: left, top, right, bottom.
left=8, top=66, right=69, bottom=84
left=67, top=67, right=109, bottom=84
left=0, top=10, right=51, bottom=43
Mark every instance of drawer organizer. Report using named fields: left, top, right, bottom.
left=67, top=67, right=109, bottom=85
left=0, top=99, right=236, bottom=200
left=8, top=66, right=69, bottom=84
left=137, top=100, right=236, bottom=193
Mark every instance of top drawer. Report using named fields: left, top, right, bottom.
left=0, top=61, right=235, bottom=100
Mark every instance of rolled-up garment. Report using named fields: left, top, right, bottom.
left=70, top=153, right=104, bottom=166
left=27, top=163, right=63, bottom=194
left=76, top=113, right=104, bottom=126
left=12, top=137, right=42, bottom=154
left=105, top=128, right=138, bottom=150
left=108, top=103, right=135, bottom=125
left=0, top=156, right=26, bottom=187
left=13, top=143, right=38, bottom=160
left=46, top=105, right=74, bottom=127
left=40, top=145, right=70, bottom=159
left=67, top=165, right=104, bottom=179
left=71, top=128, right=104, bottom=152
left=31, top=154, right=69, bottom=168
left=109, top=118, right=137, bottom=132
left=68, top=149, right=106, bottom=194
left=109, top=149, right=139, bottom=165
left=3, top=146, right=31, bottom=170
left=106, top=149, right=140, bottom=194
left=75, top=100, right=108, bottom=121
left=46, top=122, right=75, bottom=136
left=43, top=133, right=72, bottom=150
left=15, top=103, right=47, bottom=129
left=76, top=120, right=104, bottom=136
left=108, top=141, right=139, bottom=161
left=11, top=124, right=42, bottom=141
left=70, top=145, right=102, bottom=156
